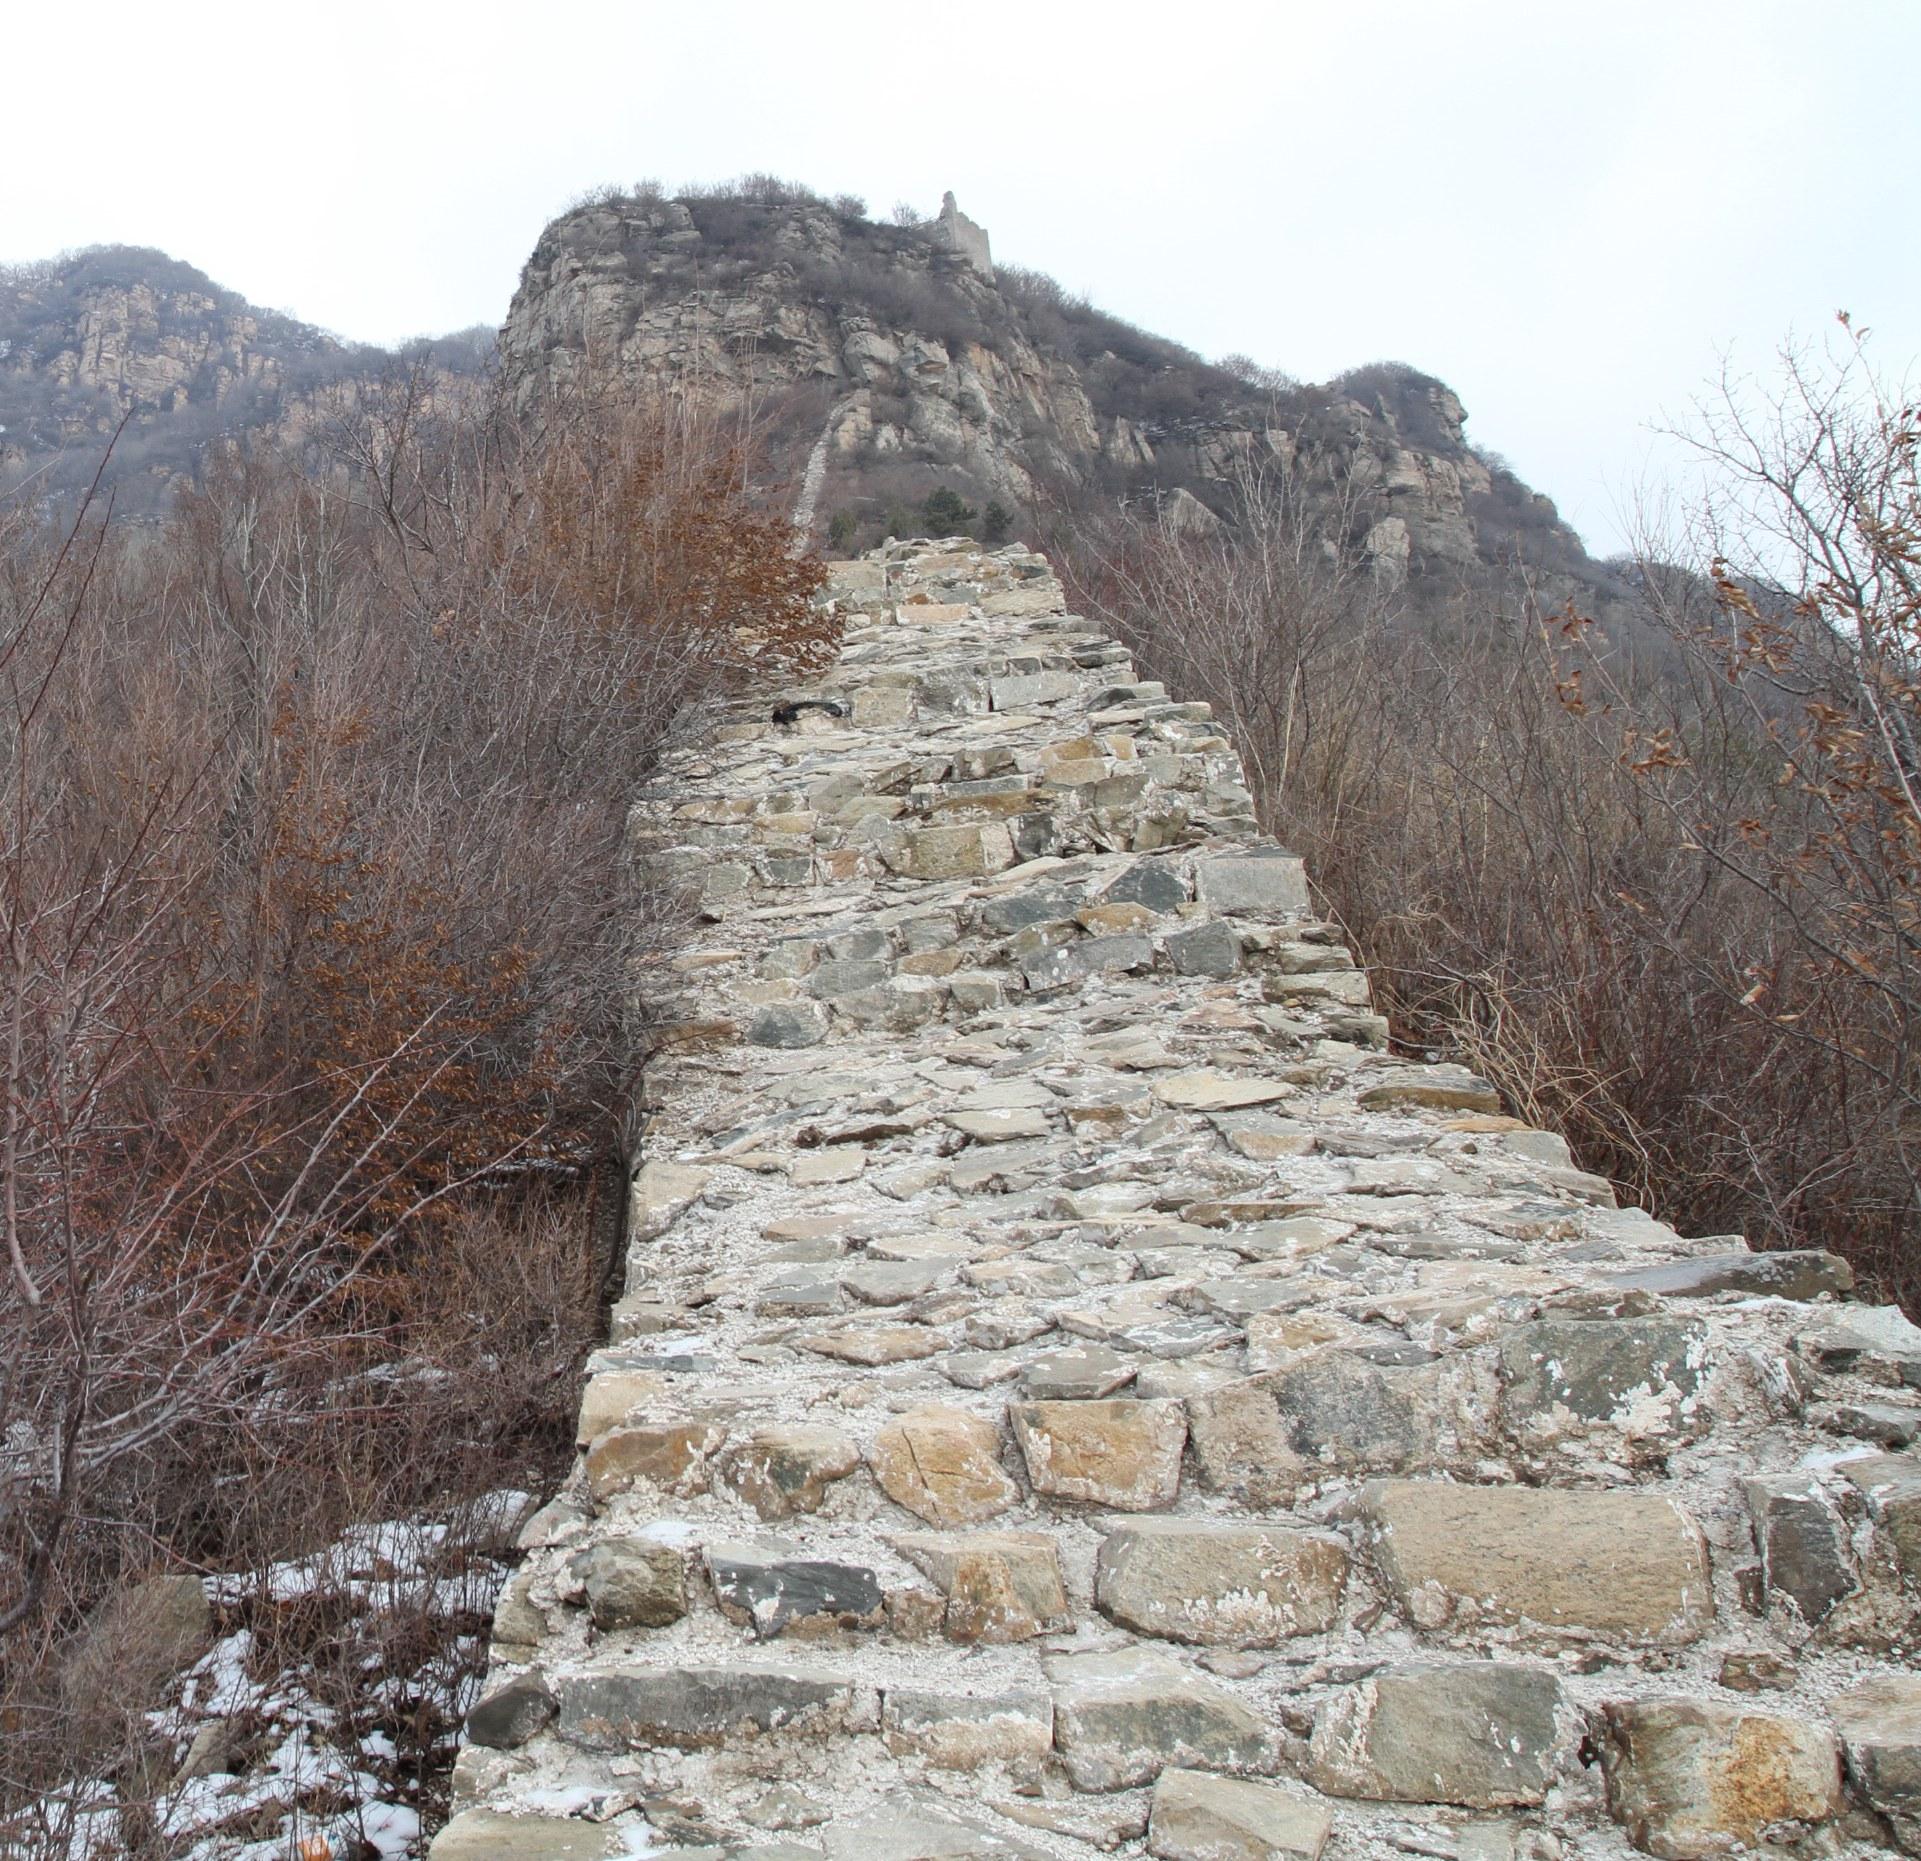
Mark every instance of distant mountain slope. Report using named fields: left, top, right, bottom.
left=500, top=181, right=1615, bottom=601
left=0, top=246, right=489, bottom=508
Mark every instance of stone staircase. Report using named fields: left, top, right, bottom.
left=432, top=541, right=1921, bottom=1861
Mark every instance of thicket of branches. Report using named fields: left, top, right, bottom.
left=0, top=371, right=827, bottom=1825
left=1066, top=327, right=1921, bottom=1312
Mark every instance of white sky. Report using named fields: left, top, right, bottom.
left=4, top=0, right=1914, bottom=557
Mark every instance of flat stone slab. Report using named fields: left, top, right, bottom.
left=556, top=1664, right=879, bottom=1752
left=1153, top=1071, right=1297, bottom=1111
left=1096, top=1518, right=1349, bottom=1644
left=1357, top=1479, right=1714, bottom=1643
left=1607, top=1249, right=1853, bottom=1301
left=1148, top=1769, right=1332, bottom=1861
left=1010, top=1398, right=1187, bottom=1510
left=1050, top=1647, right=1276, bottom=1791
left=1309, top=1661, right=1568, bottom=1808
left=429, top=1811, right=637, bottom=1858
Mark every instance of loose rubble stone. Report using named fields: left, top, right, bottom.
left=1011, top=1398, right=1187, bottom=1509
left=583, top=1538, right=687, bottom=1631
left=869, top=1405, right=1019, bottom=1525
left=1095, top=1519, right=1349, bottom=1643
left=465, top=1673, right=558, bottom=1749
left=1050, top=1647, right=1277, bottom=1790
left=1358, top=1480, right=1714, bottom=1641
left=1147, top=1768, right=1332, bottom=1861
left=882, top=1688, right=1055, bottom=1768
left=1744, top=1474, right=1857, bottom=1625
left=894, top=1529, right=1072, bottom=1640
left=1599, top=1698, right=1841, bottom=1858
left=705, top=1540, right=883, bottom=1638
left=429, top=1811, right=636, bottom=1859
left=722, top=1424, right=861, bottom=1519
left=1830, top=1675, right=1921, bottom=1854
left=1309, top=1662, right=1568, bottom=1807
left=1499, top=1317, right=1709, bottom=1450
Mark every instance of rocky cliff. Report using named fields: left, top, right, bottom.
left=435, top=538, right=1921, bottom=1860
left=499, top=187, right=1603, bottom=595
left=0, top=246, right=488, bottom=507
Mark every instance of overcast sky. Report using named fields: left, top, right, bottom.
left=5, top=0, right=1914, bottom=556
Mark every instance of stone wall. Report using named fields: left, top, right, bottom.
left=432, top=541, right=1921, bottom=1861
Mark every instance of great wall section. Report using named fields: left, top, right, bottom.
left=433, top=541, right=1921, bottom=1861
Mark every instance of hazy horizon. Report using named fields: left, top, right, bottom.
left=4, top=0, right=1916, bottom=559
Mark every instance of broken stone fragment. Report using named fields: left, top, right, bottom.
left=721, top=1425, right=860, bottom=1520
left=1095, top=1518, right=1349, bottom=1644
left=1010, top=1397, right=1187, bottom=1510
left=1308, top=1662, right=1568, bottom=1808
left=1357, top=1479, right=1714, bottom=1642
left=892, top=1529, right=1072, bottom=1641
left=1147, top=1768, right=1332, bottom=1861
left=1049, top=1646, right=1277, bottom=1790
left=1598, top=1697, right=1841, bottom=1859
left=868, top=1405, right=1019, bottom=1526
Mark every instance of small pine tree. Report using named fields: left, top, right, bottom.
left=981, top=500, right=1013, bottom=546
left=827, top=508, right=857, bottom=553
left=921, top=486, right=977, bottom=535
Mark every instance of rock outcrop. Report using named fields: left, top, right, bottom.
left=436, top=539, right=1921, bottom=1859
left=498, top=191, right=1603, bottom=596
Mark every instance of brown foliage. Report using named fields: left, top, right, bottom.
left=0, top=370, right=829, bottom=1826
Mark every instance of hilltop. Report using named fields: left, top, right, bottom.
left=0, top=245, right=489, bottom=507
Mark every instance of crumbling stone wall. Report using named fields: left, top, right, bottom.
left=433, top=541, right=1921, bottom=1861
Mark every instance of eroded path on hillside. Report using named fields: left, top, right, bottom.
left=434, top=542, right=1921, bottom=1861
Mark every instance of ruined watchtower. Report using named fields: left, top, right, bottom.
left=930, top=190, right=993, bottom=280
